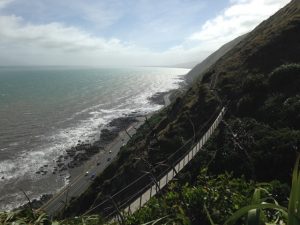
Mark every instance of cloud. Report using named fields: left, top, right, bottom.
left=0, top=0, right=14, bottom=9
left=0, top=11, right=204, bottom=66
left=188, top=0, right=290, bottom=50
left=79, top=1, right=124, bottom=29
left=0, top=15, right=134, bottom=52
left=0, top=0, right=292, bottom=66
left=0, top=13, right=160, bottom=66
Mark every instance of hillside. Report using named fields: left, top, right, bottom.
left=2, top=0, right=300, bottom=224
left=209, top=0, right=300, bottom=91
left=185, top=34, right=247, bottom=83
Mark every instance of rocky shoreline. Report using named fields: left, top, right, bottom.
left=44, top=84, right=187, bottom=179
left=18, top=114, right=142, bottom=211
left=35, top=114, right=141, bottom=178
left=147, top=78, right=187, bottom=106
left=18, top=90, right=172, bottom=210
left=148, top=91, right=173, bottom=105
left=36, top=78, right=187, bottom=178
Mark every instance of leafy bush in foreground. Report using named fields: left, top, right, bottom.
left=0, top=210, right=106, bottom=225
left=125, top=169, right=289, bottom=225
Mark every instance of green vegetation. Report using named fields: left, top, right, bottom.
left=1, top=0, right=299, bottom=224
left=0, top=209, right=106, bottom=225
left=122, top=59, right=300, bottom=224
left=125, top=171, right=256, bottom=224
left=124, top=169, right=291, bottom=225
left=269, top=64, right=300, bottom=95
left=224, top=155, right=300, bottom=225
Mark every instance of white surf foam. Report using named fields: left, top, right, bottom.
left=0, top=68, right=189, bottom=211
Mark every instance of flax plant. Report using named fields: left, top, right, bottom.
left=225, top=155, right=300, bottom=225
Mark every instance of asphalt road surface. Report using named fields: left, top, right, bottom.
left=40, top=117, right=145, bottom=216
left=41, top=94, right=172, bottom=216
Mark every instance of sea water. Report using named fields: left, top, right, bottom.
left=0, top=66, right=189, bottom=210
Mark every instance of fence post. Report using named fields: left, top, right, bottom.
left=128, top=204, right=132, bottom=215
left=172, top=166, right=175, bottom=178
left=166, top=171, right=168, bottom=183
left=139, top=196, right=142, bottom=209
left=108, top=196, right=125, bottom=225
left=158, top=179, right=161, bottom=190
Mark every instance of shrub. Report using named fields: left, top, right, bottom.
left=269, top=63, right=300, bottom=95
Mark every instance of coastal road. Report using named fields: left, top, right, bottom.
left=40, top=117, right=145, bottom=216
left=40, top=93, right=172, bottom=216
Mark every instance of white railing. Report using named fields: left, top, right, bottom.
left=121, top=107, right=226, bottom=215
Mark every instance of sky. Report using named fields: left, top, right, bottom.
left=0, top=0, right=291, bottom=67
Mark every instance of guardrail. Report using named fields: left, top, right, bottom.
left=82, top=107, right=226, bottom=222
left=121, top=107, right=226, bottom=215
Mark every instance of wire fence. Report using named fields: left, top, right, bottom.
left=121, top=107, right=226, bottom=216
left=82, top=106, right=226, bottom=222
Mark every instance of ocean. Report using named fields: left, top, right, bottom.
left=0, top=66, right=189, bottom=210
